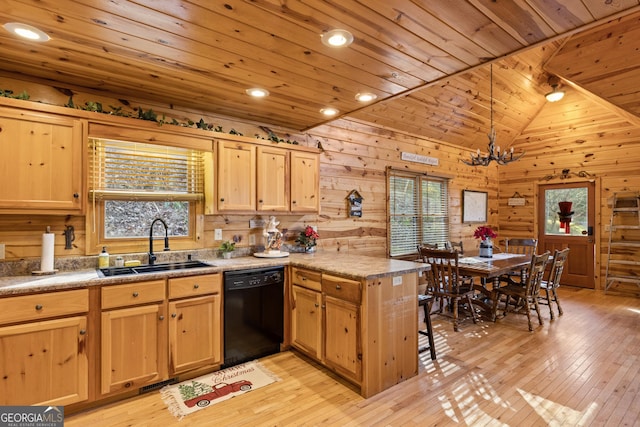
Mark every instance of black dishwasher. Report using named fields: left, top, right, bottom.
left=223, top=266, right=284, bottom=368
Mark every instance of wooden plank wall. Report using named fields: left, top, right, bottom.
left=498, top=90, right=640, bottom=292
left=0, top=76, right=497, bottom=263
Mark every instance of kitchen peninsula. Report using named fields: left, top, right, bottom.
left=0, top=252, right=426, bottom=412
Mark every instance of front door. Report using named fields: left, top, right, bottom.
left=537, top=182, right=595, bottom=288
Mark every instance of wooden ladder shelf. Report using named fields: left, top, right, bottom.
left=605, top=191, right=640, bottom=294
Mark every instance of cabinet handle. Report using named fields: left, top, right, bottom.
left=321, top=304, right=326, bottom=309
left=132, top=292, right=139, bottom=297
left=259, top=199, right=263, bottom=203
left=159, top=315, right=165, bottom=320
left=171, top=313, right=177, bottom=318
left=220, top=198, right=225, bottom=202
left=314, top=303, right=319, bottom=308
left=335, top=285, right=342, bottom=290
left=193, top=284, right=199, bottom=289
left=292, top=200, right=297, bottom=204
left=79, top=329, right=86, bottom=335
left=73, top=193, right=79, bottom=198
left=35, top=304, right=43, bottom=310
left=301, top=277, right=307, bottom=281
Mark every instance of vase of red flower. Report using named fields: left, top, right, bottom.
left=296, top=225, right=319, bottom=253
left=474, top=225, right=497, bottom=258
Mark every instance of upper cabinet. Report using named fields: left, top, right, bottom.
left=0, top=107, right=83, bottom=214
left=217, top=140, right=257, bottom=211
left=257, top=145, right=289, bottom=212
left=217, top=138, right=319, bottom=213
left=290, top=151, right=319, bottom=213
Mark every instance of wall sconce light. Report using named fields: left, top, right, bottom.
left=545, top=75, right=565, bottom=102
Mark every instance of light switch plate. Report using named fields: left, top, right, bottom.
left=0, top=243, right=5, bottom=260
left=214, top=229, right=222, bottom=240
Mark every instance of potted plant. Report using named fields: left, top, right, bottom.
left=473, top=225, right=497, bottom=258
left=219, top=240, right=235, bottom=259
left=296, top=225, right=319, bottom=253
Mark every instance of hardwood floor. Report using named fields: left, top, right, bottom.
left=66, top=287, right=640, bottom=426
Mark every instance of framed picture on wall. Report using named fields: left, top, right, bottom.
left=462, top=190, right=488, bottom=223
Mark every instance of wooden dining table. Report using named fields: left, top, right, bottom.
left=456, top=253, right=532, bottom=320
left=457, top=253, right=532, bottom=283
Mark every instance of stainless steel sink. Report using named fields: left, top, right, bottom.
left=98, top=260, right=213, bottom=277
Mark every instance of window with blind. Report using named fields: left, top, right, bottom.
left=388, top=169, right=449, bottom=257
left=88, top=138, right=205, bottom=240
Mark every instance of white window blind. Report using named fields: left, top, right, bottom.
left=88, top=138, right=205, bottom=201
left=388, top=169, right=449, bottom=257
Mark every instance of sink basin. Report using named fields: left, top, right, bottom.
left=98, top=260, right=213, bottom=277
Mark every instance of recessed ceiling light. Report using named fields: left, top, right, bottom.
left=355, top=92, right=377, bottom=102
left=3, top=22, right=50, bottom=42
left=320, top=29, right=354, bottom=48
left=245, top=88, right=270, bottom=98
left=320, top=107, right=339, bottom=117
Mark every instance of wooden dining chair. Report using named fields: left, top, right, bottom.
left=445, top=241, right=474, bottom=287
left=504, top=238, right=538, bottom=256
left=539, top=248, right=570, bottom=320
left=418, top=246, right=478, bottom=332
left=493, top=251, right=551, bottom=331
left=502, top=238, right=539, bottom=281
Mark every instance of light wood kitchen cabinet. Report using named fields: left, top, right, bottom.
left=290, top=267, right=323, bottom=359
left=0, top=289, right=89, bottom=406
left=322, top=274, right=362, bottom=383
left=217, top=140, right=256, bottom=211
left=168, top=274, right=222, bottom=375
left=100, top=280, right=167, bottom=395
left=257, top=145, right=289, bottom=212
left=290, top=268, right=362, bottom=383
left=290, top=150, right=319, bottom=213
left=0, top=107, right=83, bottom=213
left=216, top=137, right=319, bottom=213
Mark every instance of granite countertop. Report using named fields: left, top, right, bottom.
left=0, top=252, right=427, bottom=296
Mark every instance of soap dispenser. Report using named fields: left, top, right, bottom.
left=98, top=246, right=110, bottom=268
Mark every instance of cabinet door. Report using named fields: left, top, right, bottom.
left=168, top=295, right=221, bottom=375
left=0, top=110, right=83, bottom=213
left=0, top=316, right=88, bottom=406
left=257, top=145, right=289, bottom=211
left=324, top=295, right=361, bottom=382
left=101, top=304, right=167, bottom=395
left=291, top=285, right=322, bottom=359
left=217, top=140, right=256, bottom=211
left=290, top=151, right=319, bottom=213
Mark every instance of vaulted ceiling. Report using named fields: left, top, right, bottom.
left=0, top=1, right=639, bottom=153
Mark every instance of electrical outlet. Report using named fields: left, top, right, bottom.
left=0, top=243, right=5, bottom=259
left=214, top=229, right=222, bottom=240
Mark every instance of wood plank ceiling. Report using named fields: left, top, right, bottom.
left=0, top=0, right=639, bottom=153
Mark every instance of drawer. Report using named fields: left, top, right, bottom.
left=322, top=274, right=362, bottom=304
left=102, top=280, right=165, bottom=309
left=0, top=289, right=88, bottom=325
left=291, top=267, right=322, bottom=291
left=168, top=274, right=221, bottom=299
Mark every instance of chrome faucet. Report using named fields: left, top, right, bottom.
left=149, top=218, right=170, bottom=265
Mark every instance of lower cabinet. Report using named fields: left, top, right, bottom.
left=321, top=274, right=362, bottom=383
left=100, top=280, right=167, bottom=395
left=290, top=268, right=362, bottom=384
left=0, top=289, right=89, bottom=406
left=291, top=285, right=323, bottom=359
left=168, top=274, right=222, bottom=375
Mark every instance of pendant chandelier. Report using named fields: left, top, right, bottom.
left=462, top=64, right=525, bottom=166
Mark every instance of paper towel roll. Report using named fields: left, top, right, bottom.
left=40, top=233, right=55, bottom=272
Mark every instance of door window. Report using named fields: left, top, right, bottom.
left=544, top=188, right=588, bottom=236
